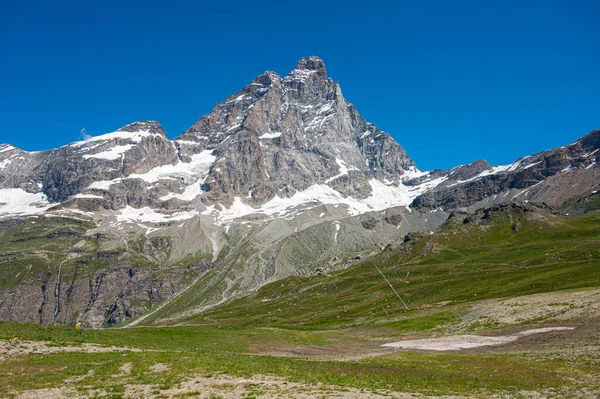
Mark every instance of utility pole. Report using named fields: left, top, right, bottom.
left=374, top=264, right=409, bottom=312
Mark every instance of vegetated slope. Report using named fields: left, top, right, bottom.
left=168, top=204, right=600, bottom=329
left=136, top=205, right=447, bottom=325
left=0, top=209, right=599, bottom=398
left=0, top=217, right=210, bottom=326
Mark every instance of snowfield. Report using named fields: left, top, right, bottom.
left=0, top=188, right=52, bottom=216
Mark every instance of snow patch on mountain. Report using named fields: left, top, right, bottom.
left=82, top=144, right=135, bottom=160
left=325, top=158, right=359, bottom=183
left=204, top=175, right=447, bottom=226
left=258, top=132, right=282, bottom=139
left=71, top=128, right=161, bottom=148
left=0, top=145, right=17, bottom=154
left=400, top=166, right=429, bottom=181
left=0, top=159, right=13, bottom=170
left=72, top=193, right=104, bottom=200
left=116, top=206, right=198, bottom=223
left=129, top=151, right=216, bottom=184
left=523, top=161, right=542, bottom=170
left=0, top=189, right=52, bottom=216
left=86, top=151, right=216, bottom=196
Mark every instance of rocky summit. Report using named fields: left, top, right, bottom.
left=0, top=57, right=598, bottom=327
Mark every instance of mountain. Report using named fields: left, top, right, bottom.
left=411, top=128, right=600, bottom=211
left=0, top=57, right=598, bottom=327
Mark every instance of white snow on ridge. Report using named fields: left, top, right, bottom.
left=72, top=193, right=104, bottom=200
left=316, top=101, right=334, bottom=115
left=88, top=180, right=118, bottom=190
left=82, top=145, right=135, bottom=160
left=522, top=161, right=542, bottom=170
left=87, top=151, right=216, bottom=197
left=258, top=132, right=282, bottom=139
left=116, top=206, right=198, bottom=223
left=205, top=174, right=448, bottom=226
left=0, top=188, right=52, bottom=216
left=447, top=158, right=533, bottom=188
left=400, top=166, right=429, bottom=181
left=0, top=145, right=16, bottom=153
left=0, top=159, right=12, bottom=170
left=71, top=128, right=162, bottom=147
left=325, top=158, right=359, bottom=183
left=285, top=69, right=316, bottom=83
left=133, top=150, right=216, bottom=188
left=584, top=149, right=599, bottom=158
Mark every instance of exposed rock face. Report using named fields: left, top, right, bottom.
left=411, top=129, right=600, bottom=211
left=0, top=264, right=210, bottom=326
left=178, top=56, right=415, bottom=206
left=0, top=121, right=181, bottom=214
left=0, top=57, right=417, bottom=221
left=447, top=159, right=491, bottom=181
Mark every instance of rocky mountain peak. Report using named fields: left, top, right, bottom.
left=117, top=121, right=167, bottom=137
left=175, top=56, right=417, bottom=208
left=294, top=56, right=327, bottom=77
left=252, top=71, right=281, bottom=86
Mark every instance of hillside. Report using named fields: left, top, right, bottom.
left=153, top=203, right=600, bottom=329
left=0, top=203, right=598, bottom=398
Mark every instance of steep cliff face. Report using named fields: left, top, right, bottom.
left=178, top=56, right=415, bottom=207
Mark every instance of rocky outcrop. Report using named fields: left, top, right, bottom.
left=0, top=263, right=210, bottom=326
left=412, top=129, right=600, bottom=211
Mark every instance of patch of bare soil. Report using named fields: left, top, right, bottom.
left=0, top=338, right=142, bottom=361
left=14, top=387, right=82, bottom=399
left=14, top=376, right=600, bottom=399
left=455, top=288, right=600, bottom=330
left=118, top=362, right=133, bottom=376
left=442, top=288, right=600, bottom=357
left=257, top=340, right=395, bottom=361
left=148, top=363, right=170, bottom=372
left=125, top=374, right=424, bottom=399
left=382, top=327, right=575, bottom=351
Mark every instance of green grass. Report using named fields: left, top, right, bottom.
left=168, top=207, right=600, bottom=330
left=0, top=322, right=589, bottom=397
left=0, top=205, right=598, bottom=397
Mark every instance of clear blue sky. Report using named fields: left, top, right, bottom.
left=1, top=1, right=599, bottom=170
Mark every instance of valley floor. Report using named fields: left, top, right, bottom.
left=1, top=288, right=599, bottom=399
